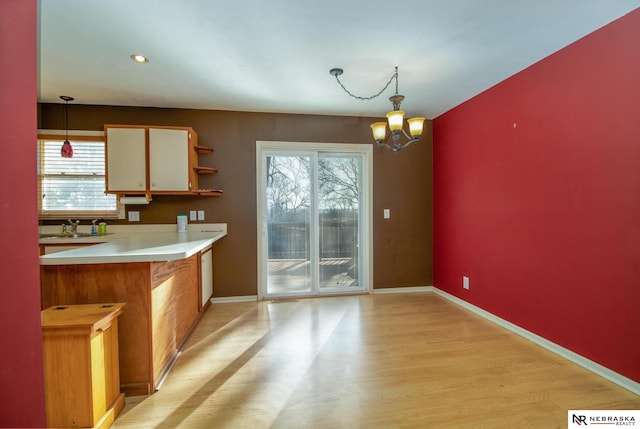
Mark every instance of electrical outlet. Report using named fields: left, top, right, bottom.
left=128, top=211, right=140, bottom=222
left=190, top=210, right=197, bottom=221
left=463, top=276, right=470, bottom=290
left=384, top=209, right=390, bottom=219
left=197, top=210, right=205, bottom=221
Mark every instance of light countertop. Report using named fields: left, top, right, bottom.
left=39, top=223, right=227, bottom=265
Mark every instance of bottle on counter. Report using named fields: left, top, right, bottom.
left=177, top=214, right=188, bottom=232
left=98, top=220, right=107, bottom=235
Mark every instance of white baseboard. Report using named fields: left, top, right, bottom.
left=372, top=286, right=434, bottom=294
left=210, top=295, right=258, bottom=304
left=432, top=287, right=640, bottom=396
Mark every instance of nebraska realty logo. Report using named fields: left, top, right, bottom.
left=569, top=410, right=638, bottom=426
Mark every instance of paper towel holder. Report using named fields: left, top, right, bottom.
left=119, top=196, right=151, bottom=205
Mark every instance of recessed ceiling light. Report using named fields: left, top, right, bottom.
left=130, top=54, right=149, bottom=63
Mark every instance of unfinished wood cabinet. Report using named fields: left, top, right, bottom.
left=42, top=303, right=126, bottom=429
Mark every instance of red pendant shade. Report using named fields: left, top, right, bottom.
left=60, top=95, right=74, bottom=158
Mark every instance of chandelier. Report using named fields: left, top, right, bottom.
left=330, top=66, right=425, bottom=152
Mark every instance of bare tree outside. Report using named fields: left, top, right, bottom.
left=318, top=157, right=360, bottom=210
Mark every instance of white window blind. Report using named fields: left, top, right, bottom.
left=38, top=136, right=121, bottom=219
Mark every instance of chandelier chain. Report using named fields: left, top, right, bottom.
left=333, top=67, right=399, bottom=101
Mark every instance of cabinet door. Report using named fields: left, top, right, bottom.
left=149, top=128, right=190, bottom=191
left=200, top=247, right=213, bottom=308
left=106, top=127, right=146, bottom=192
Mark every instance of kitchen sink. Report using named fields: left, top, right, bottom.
left=39, top=232, right=110, bottom=239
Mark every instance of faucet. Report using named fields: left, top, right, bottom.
left=67, top=219, right=80, bottom=235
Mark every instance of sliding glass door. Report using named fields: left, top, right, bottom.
left=317, top=155, right=361, bottom=291
left=258, top=142, right=371, bottom=299
left=265, top=154, right=313, bottom=295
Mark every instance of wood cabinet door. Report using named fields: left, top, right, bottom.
left=149, top=128, right=190, bottom=191
left=106, top=127, right=146, bottom=192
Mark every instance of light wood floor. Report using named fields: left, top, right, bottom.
left=112, top=292, right=640, bottom=428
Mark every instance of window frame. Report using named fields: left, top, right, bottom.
left=37, top=129, right=124, bottom=220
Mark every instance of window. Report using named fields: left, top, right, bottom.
left=38, top=131, right=122, bottom=219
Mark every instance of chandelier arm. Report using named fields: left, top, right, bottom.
left=375, top=131, right=395, bottom=151
left=397, top=138, right=420, bottom=151
left=376, top=141, right=394, bottom=151
left=333, top=70, right=398, bottom=101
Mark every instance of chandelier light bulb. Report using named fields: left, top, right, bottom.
left=407, top=117, right=426, bottom=137
left=386, top=110, right=405, bottom=132
left=370, top=122, right=387, bottom=142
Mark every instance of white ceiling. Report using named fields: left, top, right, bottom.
left=38, top=1, right=640, bottom=119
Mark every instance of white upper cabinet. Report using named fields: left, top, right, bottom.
left=106, top=127, right=147, bottom=192
left=149, top=128, right=190, bottom=191
left=105, top=125, right=217, bottom=198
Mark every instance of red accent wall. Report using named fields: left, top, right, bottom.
left=433, top=9, right=640, bottom=383
left=0, top=0, right=47, bottom=427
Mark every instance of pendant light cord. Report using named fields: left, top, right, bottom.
left=64, top=100, right=69, bottom=142
left=59, top=95, right=74, bottom=141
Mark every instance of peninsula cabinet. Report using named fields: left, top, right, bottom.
left=41, top=303, right=126, bottom=429
left=40, top=254, right=202, bottom=396
left=105, top=125, right=221, bottom=198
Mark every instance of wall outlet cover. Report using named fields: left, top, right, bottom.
left=197, top=210, right=205, bottom=221
left=128, top=211, right=140, bottom=222
left=463, top=276, right=470, bottom=290
left=190, top=210, right=197, bottom=221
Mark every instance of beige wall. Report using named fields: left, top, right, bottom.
left=39, top=104, right=433, bottom=296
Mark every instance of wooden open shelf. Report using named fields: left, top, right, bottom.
left=194, top=145, right=214, bottom=154
left=193, top=166, right=218, bottom=174
left=193, top=189, right=223, bottom=196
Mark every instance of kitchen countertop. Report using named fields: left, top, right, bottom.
left=39, top=223, right=227, bottom=265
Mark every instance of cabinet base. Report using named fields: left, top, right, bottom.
left=88, top=393, right=125, bottom=429
left=121, top=382, right=153, bottom=397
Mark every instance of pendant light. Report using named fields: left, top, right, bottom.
left=60, top=95, right=74, bottom=158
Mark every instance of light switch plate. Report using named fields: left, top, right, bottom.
left=383, top=209, right=390, bottom=219
left=190, top=210, right=197, bottom=221
left=197, top=210, right=205, bottom=221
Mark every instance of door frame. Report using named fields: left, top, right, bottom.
left=256, top=141, right=373, bottom=300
